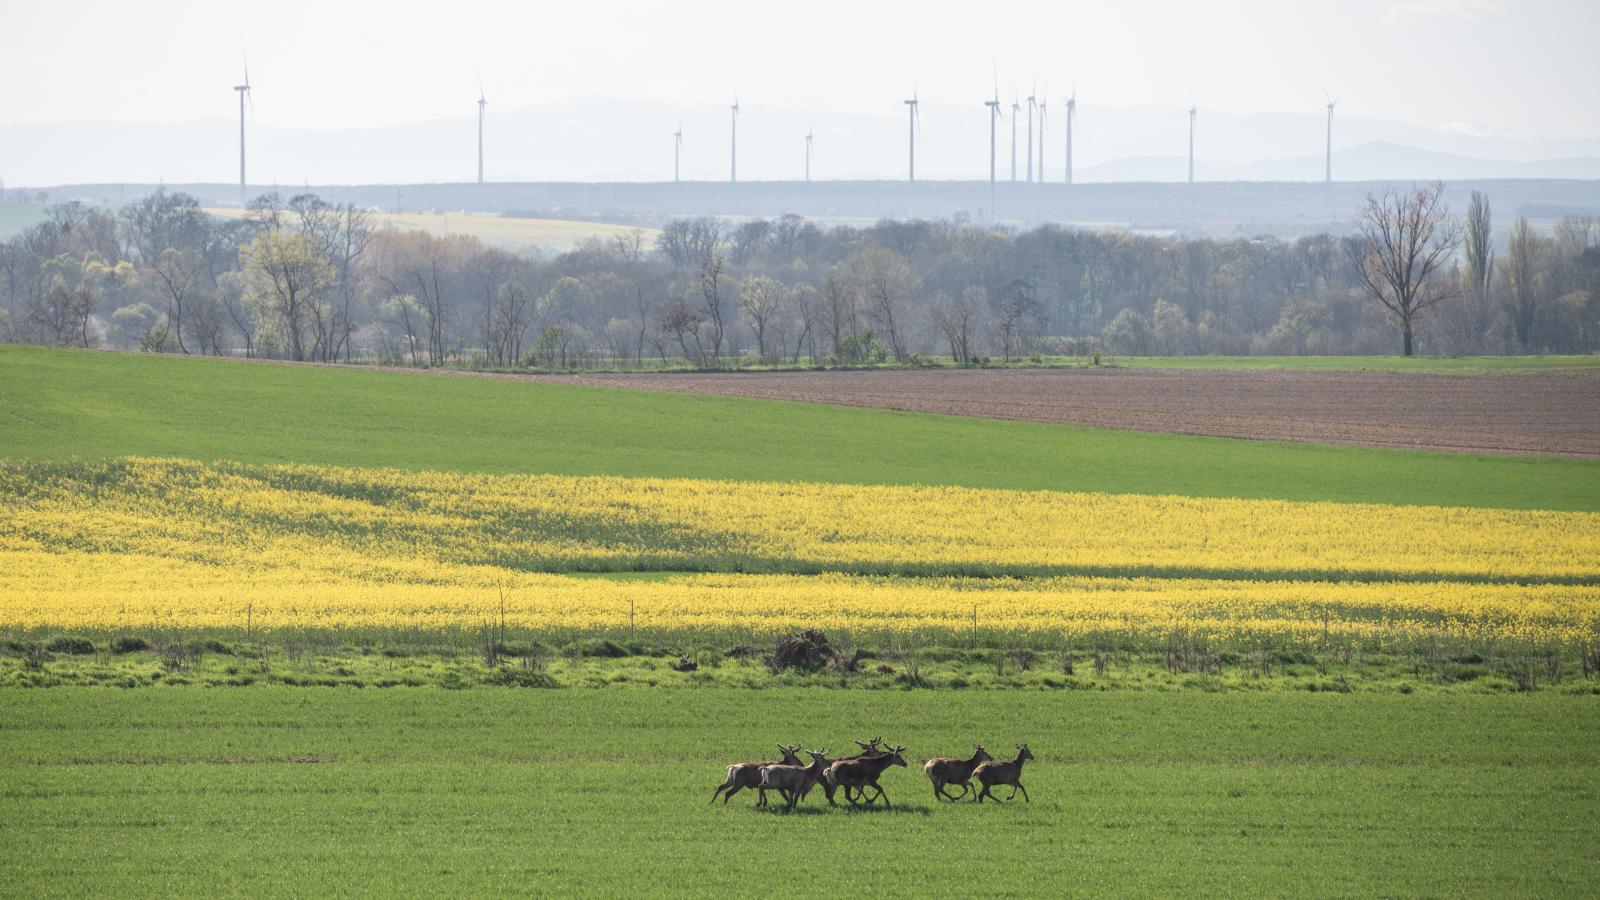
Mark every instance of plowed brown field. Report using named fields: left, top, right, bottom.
left=541, top=368, right=1600, bottom=458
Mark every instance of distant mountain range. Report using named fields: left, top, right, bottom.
left=4, top=99, right=1598, bottom=187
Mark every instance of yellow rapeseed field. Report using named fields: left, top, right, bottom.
left=2, top=458, right=1597, bottom=645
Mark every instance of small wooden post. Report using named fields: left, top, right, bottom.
left=246, top=601, right=252, bottom=643
left=630, top=599, right=636, bottom=641
left=972, top=604, right=978, bottom=649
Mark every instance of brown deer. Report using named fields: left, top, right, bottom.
left=923, top=745, right=993, bottom=801
left=817, top=737, right=884, bottom=805
left=711, top=744, right=801, bottom=806
left=972, top=744, right=1034, bottom=803
left=824, top=744, right=908, bottom=807
left=757, top=749, right=834, bottom=811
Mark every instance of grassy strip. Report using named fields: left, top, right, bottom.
left=1, top=688, right=1595, bottom=897
left=6, top=638, right=1597, bottom=694
left=3, top=346, right=1596, bottom=509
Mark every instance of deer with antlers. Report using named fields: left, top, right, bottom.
left=923, top=745, right=993, bottom=801
left=824, top=744, right=908, bottom=807
left=711, top=744, right=802, bottom=806
left=815, top=737, right=884, bottom=805
left=972, top=744, right=1034, bottom=803
left=758, top=749, right=834, bottom=811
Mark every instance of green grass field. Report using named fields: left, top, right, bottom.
left=1111, top=354, right=1600, bottom=376
left=1, top=688, right=1594, bottom=897
left=3, top=346, right=1594, bottom=510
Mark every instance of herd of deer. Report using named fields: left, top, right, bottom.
left=711, top=737, right=1035, bottom=811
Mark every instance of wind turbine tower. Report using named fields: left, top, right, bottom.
left=1187, top=104, right=1197, bottom=184
left=985, top=89, right=1002, bottom=218
left=232, top=60, right=251, bottom=207
left=1037, top=95, right=1047, bottom=182
left=674, top=121, right=683, bottom=183
left=1324, top=93, right=1337, bottom=183
left=476, top=86, right=487, bottom=184
left=1010, top=93, right=1020, bottom=181
left=1064, top=89, right=1076, bottom=185
left=730, top=95, right=740, bottom=183
left=1026, top=86, right=1036, bottom=181
left=805, top=128, right=813, bottom=182
left=904, top=91, right=920, bottom=183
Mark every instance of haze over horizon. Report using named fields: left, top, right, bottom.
left=3, top=0, right=1599, bottom=186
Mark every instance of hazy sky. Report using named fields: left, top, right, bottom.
left=4, top=0, right=1597, bottom=137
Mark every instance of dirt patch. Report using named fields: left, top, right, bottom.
left=537, top=368, right=1600, bottom=458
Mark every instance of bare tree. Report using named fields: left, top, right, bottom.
left=738, top=275, right=783, bottom=363
left=1451, top=190, right=1497, bottom=354
left=1504, top=216, right=1542, bottom=351
left=820, top=272, right=858, bottom=358
left=149, top=248, right=204, bottom=354
left=934, top=287, right=983, bottom=363
left=1355, top=182, right=1462, bottom=356
left=850, top=247, right=917, bottom=361
left=698, top=251, right=728, bottom=364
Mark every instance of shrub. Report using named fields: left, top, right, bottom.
left=45, top=636, right=96, bottom=655
left=571, top=638, right=630, bottom=658
left=110, top=636, right=150, bottom=654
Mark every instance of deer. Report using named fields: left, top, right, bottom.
left=972, top=744, right=1034, bottom=803
left=923, top=745, right=993, bottom=801
left=823, top=744, right=907, bottom=808
left=757, top=749, right=834, bottom=811
left=816, top=737, right=884, bottom=805
left=711, top=744, right=802, bottom=806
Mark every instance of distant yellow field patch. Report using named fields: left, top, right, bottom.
left=203, top=208, right=659, bottom=253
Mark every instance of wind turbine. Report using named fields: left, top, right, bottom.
left=730, top=94, right=740, bottom=184
left=904, top=89, right=920, bottom=183
left=1064, top=88, right=1076, bottom=185
left=1187, top=102, right=1197, bottom=184
left=1324, top=92, right=1337, bottom=183
left=1037, top=93, right=1048, bottom=183
left=1010, top=91, right=1020, bottom=181
left=232, top=58, right=251, bottom=207
left=674, top=120, right=683, bottom=183
left=476, top=83, right=487, bottom=184
left=1026, top=83, right=1036, bottom=182
left=805, top=127, right=813, bottom=182
left=985, top=79, right=1003, bottom=218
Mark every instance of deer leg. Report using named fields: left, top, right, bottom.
left=1006, top=784, right=1019, bottom=801
left=1016, top=782, right=1030, bottom=803
left=977, top=784, right=992, bottom=803
left=724, top=784, right=743, bottom=805
left=711, top=783, right=729, bottom=804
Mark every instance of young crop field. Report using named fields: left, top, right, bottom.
left=1, top=689, right=1596, bottom=897
left=2, top=347, right=1598, bottom=895
left=3, top=346, right=1596, bottom=510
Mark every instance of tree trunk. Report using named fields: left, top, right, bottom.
left=1402, top=318, right=1414, bottom=357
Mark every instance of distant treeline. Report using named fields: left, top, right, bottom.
left=2, top=189, right=1596, bottom=366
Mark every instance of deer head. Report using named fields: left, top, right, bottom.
left=886, top=745, right=908, bottom=767
left=973, top=745, right=993, bottom=764
left=1015, top=744, right=1034, bottom=763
